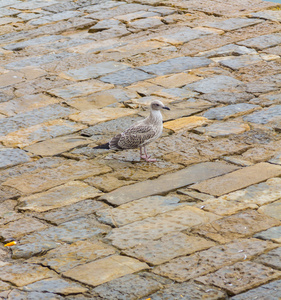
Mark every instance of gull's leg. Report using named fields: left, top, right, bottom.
left=140, top=146, right=147, bottom=160
left=143, top=146, right=156, bottom=162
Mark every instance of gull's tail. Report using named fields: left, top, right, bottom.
left=93, top=142, right=110, bottom=149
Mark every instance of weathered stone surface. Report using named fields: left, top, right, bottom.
left=258, top=200, right=281, bottom=220
left=193, top=210, right=280, bottom=243
left=255, top=247, right=281, bottom=270
left=139, top=56, right=211, bottom=76
left=69, top=107, right=136, bottom=125
left=30, top=10, right=83, bottom=25
left=186, top=75, right=243, bottom=93
left=61, top=61, right=129, bottom=81
left=2, top=160, right=111, bottom=194
left=197, top=261, right=281, bottom=295
left=201, top=91, right=253, bottom=104
left=100, top=161, right=238, bottom=205
left=190, top=162, right=281, bottom=196
left=22, top=278, right=87, bottom=295
left=155, top=28, right=211, bottom=45
left=63, top=255, right=148, bottom=286
left=128, top=17, right=163, bottom=32
left=206, top=18, right=262, bottom=31
left=123, top=233, right=215, bottom=265
left=0, top=263, right=56, bottom=287
left=6, top=290, right=63, bottom=300
left=251, top=10, right=281, bottom=22
left=238, top=33, right=281, bottom=50
left=100, top=67, right=154, bottom=86
left=231, top=279, right=281, bottom=300
left=218, top=54, right=262, bottom=70
left=97, top=195, right=183, bottom=226
left=0, top=148, right=30, bottom=169
left=93, top=273, right=163, bottom=300
left=18, top=181, right=102, bottom=212
left=153, top=238, right=277, bottom=282
left=0, top=71, right=24, bottom=88
left=0, top=217, right=47, bottom=241
left=203, top=103, right=259, bottom=120
left=24, top=135, right=92, bottom=156
left=38, top=199, right=109, bottom=225
left=254, top=226, right=281, bottom=243
left=49, top=80, right=114, bottom=99
left=163, top=116, right=209, bottom=132
left=0, top=119, right=86, bottom=148
left=30, top=240, right=116, bottom=273
left=153, top=88, right=198, bottom=101
left=107, top=206, right=219, bottom=249
left=244, top=105, right=281, bottom=124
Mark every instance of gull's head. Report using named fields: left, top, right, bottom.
left=150, top=100, right=170, bottom=111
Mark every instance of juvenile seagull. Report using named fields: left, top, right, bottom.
left=94, top=100, right=170, bottom=162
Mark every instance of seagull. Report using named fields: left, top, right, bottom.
left=94, top=100, right=170, bottom=162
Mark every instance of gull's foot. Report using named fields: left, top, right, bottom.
left=140, top=155, right=156, bottom=162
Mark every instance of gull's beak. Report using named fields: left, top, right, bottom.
left=162, top=106, right=170, bottom=110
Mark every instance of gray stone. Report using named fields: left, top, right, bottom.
left=42, top=1, right=79, bottom=13
left=100, top=67, right=154, bottom=86
left=200, top=92, right=254, bottom=104
left=203, top=103, right=259, bottom=120
left=11, top=0, right=57, bottom=10
left=155, top=28, right=211, bottom=45
left=93, top=274, right=162, bottom=300
left=30, top=11, right=83, bottom=26
left=254, top=226, right=281, bottom=243
left=3, top=35, right=65, bottom=51
left=244, top=105, right=281, bottom=124
left=139, top=56, right=211, bottom=76
left=0, top=8, right=20, bottom=17
left=43, top=38, right=92, bottom=50
left=97, top=196, right=184, bottom=226
left=128, top=17, right=163, bottom=32
left=0, top=148, right=30, bottom=169
left=0, top=104, right=75, bottom=136
left=62, top=61, right=129, bottom=80
left=206, top=18, right=262, bottom=31
left=231, top=279, right=281, bottom=299
left=219, top=54, right=262, bottom=70
left=148, top=281, right=226, bottom=300
left=197, top=261, right=281, bottom=295
left=153, top=88, right=198, bottom=101
left=258, top=199, right=281, bottom=220
left=38, top=199, right=109, bottom=225
left=0, top=0, right=20, bottom=8
left=251, top=10, right=281, bottom=22
left=22, top=278, right=87, bottom=295
left=89, top=19, right=122, bottom=32
left=238, top=33, right=281, bottom=50
left=5, top=52, right=75, bottom=69
left=100, top=161, right=238, bottom=205
left=7, top=290, right=63, bottom=300
left=186, top=75, right=243, bottom=93
left=255, top=247, right=281, bottom=270
left=115, top=11, right=159, bottom=22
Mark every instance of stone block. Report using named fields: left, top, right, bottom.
left=163, top=116, right=209, bottom=132
left=0, top=71, right=24, bottom=88
left=100, top=161, right=238, bottom=205
left=190, top=162, right=281, bottom=196
left=2, top=160, right=112, bottom=194
left=255, top=247, right=281, bottom=270
left=238, top=33, right=281, bottom=50
left=139, top=56, right=211, bottom=76
left=0, top=217, right=47, bottom=240
left=186, top=75, right=243, bottom=93
left=22, top=278, right=87, bottom=295
left=11, top=0, right=57, bottom=10
left=93, top=273, right=163, bottom=300
left=97, top=195, right=184, bottom=226
left=31, top=240, right=116, bottom=273
left=153, top=88, right=198, bottom=101
left=0, top=148, right=30, bottom=169
left=206, top=18, right=262, bottom=31
left=128, top=17, right=163, bottom=32
left=251, top=10, right=281, bottom=22
left=106, top=206, right=219, bottom=249
left=196, top=261, right=281, bottom=295
left=6, top=290, right=63, bottom=300
left=193, top=210, right=280, bottom=243
left=254, top=226, right=281, bottom=243
left=201, top=91, right=253, bottom=104
left=153, top=238, right=276, bottom=281
left=61, top=61, right=129, bottom=81
left=100, top=67, right=154, bottom=86
left=63, top=255, right=148, bottom=286
left=258, top=199, right=281, bottom=220
left=18, top=181, right=102, bottom=212
left=24, top=135, right=92, bottom=156
left=244, top=105, right=281, bottom=124
left=123, top=232, right=215, bottom=265
left=203, top=103, right=259, bottom=120
left=0, top=263, right=56, bottom=287
left=218, top=54, right=262, bottom=70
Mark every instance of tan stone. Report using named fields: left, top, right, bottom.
left=19, top=181, right=102, bottom=212
left=24, top=135, right=92, bottom=156
left=0, top=120, right=86, bottom=148
left=190, top=162, right=281, bottom=196
left=147, top=73, right=201, bottom=88
left=258, top=200, right=281, bottom=220
left=63, top=255, right=148, bottom=286
left=20, top=67, right=47, bottom=80
left=69, top=107, right=136, bottom=125
left=125, top=81, right=162, bottom=96
left=0, top=71, right=24, bottom=88
left=2, top=160, right=112, bottom=194
left=163, top=116, right=209, bottom=132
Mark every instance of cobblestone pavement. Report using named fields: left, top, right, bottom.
left=1, top=0, right=281, bottom=299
